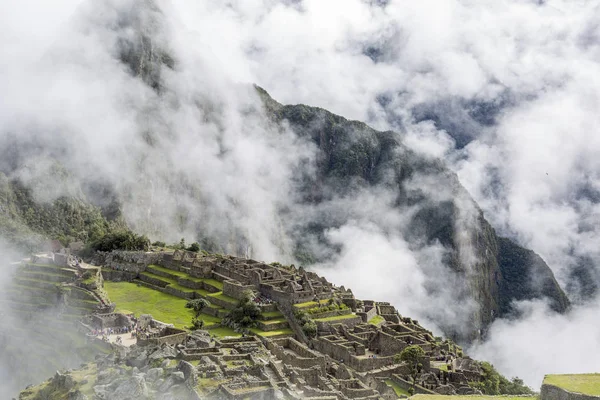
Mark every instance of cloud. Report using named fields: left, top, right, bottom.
left=2, top=0, right=600, bottom=389
left=471, top=298, right=600, bottom=389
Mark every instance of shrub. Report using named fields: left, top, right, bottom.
left=224, top=291, right=261, bottom=330
left=90, top=230, right=150, bottom=252
left=302, top=320, right=317, bottom=338
left=187, top=242, right=201, bottom=252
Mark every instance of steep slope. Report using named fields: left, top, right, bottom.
left=259, top=87, right=569, bottom=338
left=497, top=237, right=570, bottom=316
left=0, top=170, right=119, bottom=252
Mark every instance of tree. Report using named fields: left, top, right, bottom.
left=187, top=242, right=201, bottom=252
left=224, top=291, right=261, bottom=330
left=186, top=298, right=210, bottom=331
left=186, top=298, right=210, bottom=318
left=302, top=320, right=317, bottom=338
left=395, top=345, right=425, bottom=395
left=90, top=230, right=150, bottom=252
left=470, top=361, right=534, bottom=395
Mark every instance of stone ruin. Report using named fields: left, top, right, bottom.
left=75, top=249, right=489, bottom=399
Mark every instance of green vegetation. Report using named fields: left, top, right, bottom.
left=147, top=264, right=187, bottom=277
left=470, top=362, right=535, bottom=395
left=293, top=308, right=318, bottom=338
left=249, top=328, right=294, bottom=338
left=223, top=290, right=262, bottom=330
left=305, top=303, right=348, bottom=315
left=186, top=298, right=211, bottom=330
left=260, top=310, right=283, bottom=319
left=89, top=230, right=150, bottom=252
left=395, top=345, right=425, bottom=395
left=544, top=374, right=600, bottom=395
left=313, top=314, right=357, bottom=322
left=187, top=242, right=200, bottom=252
left=411, top=396, right=536, bottom=400
left=293, top=299, right=331, bottom=309
left=0, top=170, right=124, bottom=252
left=104, top=281, right=192, bottom=329
left=368, top=315, right=385, bottom=325
left=497, top=237, right=570, bottom=315
left=384, top=379, right=411, bottom=397
left=207, top=292, right=237, bottom=304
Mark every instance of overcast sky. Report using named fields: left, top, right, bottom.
left=2, top=0, right=600, bottom=388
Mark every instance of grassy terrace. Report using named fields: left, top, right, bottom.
left=293, top=299, right=331, bottom=309
left=544, top=374, right=600, bottom=395
left=261, top=310, right=284, bottom=318
left=249, top=327, right=294, bottom=338
left=105, top=281, right=196, bottom=330
left=314, top=314, right=358, bottom=322
left=385, top=379, right=411, bottom=397
left=207, top=292, right=238, bottom=304
left=147, top=265, right=224, bottom=290
left=105, top=281, right=245, bottom=337
left=411, top=396, right=536, bottom=400
left=147, top=264, right=188, bottom=278
left=259, top=318, right=288, bottom=325
left=368, top=315, right=385, bottom=325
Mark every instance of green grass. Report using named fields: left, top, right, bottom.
left=147, top=264, right=188, bottom=277
left=204, top=279, right=224, bottom=290
left=141, top=271, right=177, bottom=285
left=432, top=362, right=448, bottom=371
left=207, top=292, right=238, bottom=304
left=261, top=311, right=283, bottom=318
left=368, top=315, right=385, bottom=325
left=249, top=328, right=294, bottom=337
left=385, top=379, right=411, bottom=397
left=146, top=266, right=224, bottom=290
left=259, top=318, right=288, bottom=325
left=314, top=314, right=358, bottom=322
left=104, top=281, right=193, bottom=329
left=293, top=299, right=331, bottom=309
left=411, top=396, right=536, bottom=400
left=196, top=313, right=221, bottom=327
left=544, top=374, right=600, bottom=395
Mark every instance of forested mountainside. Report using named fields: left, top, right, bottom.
left=0, top=0, right=568, bottom=343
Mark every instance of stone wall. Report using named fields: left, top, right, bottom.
left=92, top=251, right=160, bottom=272
left=338, top=379, right=377, bottom=398
left=371, top=330, right=408, bottom=356
left=100, top=269, right=137, bottom=282
left=257, top=320, right=290, bottom=332
left=541, top=384, right=600, bottom=400
left=219, top=383, right=274, bottom=400
left=163, top=286, right=195, bottom=299
left=180, top=347, right=222, bottom=361
left=389, top=374, right=437, bottom=395
left=309, top=309, right=352, bottom=320
left=315, top=315, right=362, bottom=330
left=266, top=338, right=326, bottom=370
left=141, top=328, right=187, bottom=346
left=358, top=307, right=378, bottom=323
left=223, top=280, right=256, bottom=300
left=90, top=313, right=131, bottom=329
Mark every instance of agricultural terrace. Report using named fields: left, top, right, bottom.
left=543, top=374, right=600, bottom=396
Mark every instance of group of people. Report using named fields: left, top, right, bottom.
left=253, top=294, right=273, bottom=304
left=90, top=325, right=132, bottom=336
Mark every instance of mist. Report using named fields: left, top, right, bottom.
left=1, top=0, right=600, bottom=391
